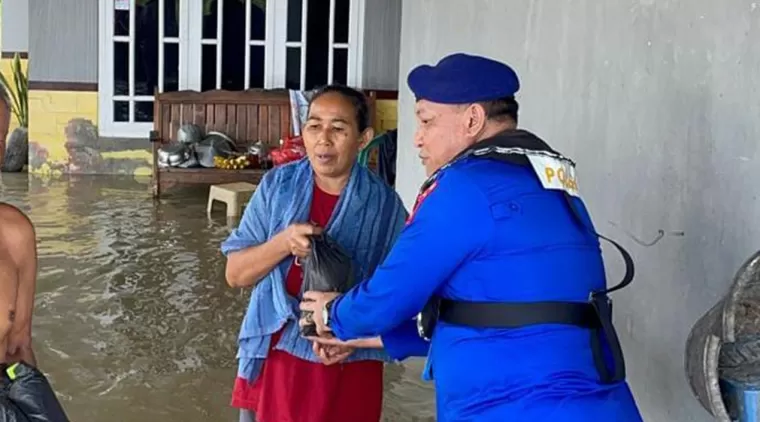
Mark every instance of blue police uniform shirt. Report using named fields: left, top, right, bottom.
left=329, top=154, right=643, bottom=421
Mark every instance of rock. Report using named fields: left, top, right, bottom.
left=1, top=127, right=28, bottom=172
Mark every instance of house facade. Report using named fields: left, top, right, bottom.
left=1, top=0, right=401, bottom=176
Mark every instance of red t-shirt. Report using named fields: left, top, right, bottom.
left=231, top=184, right=384, bottom=422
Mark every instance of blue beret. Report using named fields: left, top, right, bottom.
left=407, top=53, right=520, bottom=104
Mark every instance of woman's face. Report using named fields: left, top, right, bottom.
left=302, top=92, right=372, bottom=178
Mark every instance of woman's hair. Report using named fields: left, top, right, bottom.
left=308, top=84, right=371, bottom=132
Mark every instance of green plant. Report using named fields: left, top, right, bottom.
left=0, top=53, right=28, bottom=128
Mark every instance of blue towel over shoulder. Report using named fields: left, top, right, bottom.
left=221, top=158, right=408, bottom=381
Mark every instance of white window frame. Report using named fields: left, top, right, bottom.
left=98, top=0, right=365, bottom=139
left=270, top=0, right=364, bottom=90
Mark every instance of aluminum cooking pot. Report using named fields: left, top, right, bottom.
left=157, top=143, right=191, bottom=167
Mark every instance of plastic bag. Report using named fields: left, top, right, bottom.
left=299, top=234, right=356, bottom=337
left=0, top=362, right=69, bottom=422
left=270, top=136, right=306, bottom=167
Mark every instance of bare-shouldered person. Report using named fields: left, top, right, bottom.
left=0, top=202, right=37, bottom=366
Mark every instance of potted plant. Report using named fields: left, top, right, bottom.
left=0, top=52, right=29, bottom=172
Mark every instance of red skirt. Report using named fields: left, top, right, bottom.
left=231, top=330, right=384, bottom=422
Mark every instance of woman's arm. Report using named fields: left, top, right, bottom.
left=225, top=232, right=289, bottom=288
left=225, top=222, right=322, bottom=288
left=221, top=173, right=282, bottom=288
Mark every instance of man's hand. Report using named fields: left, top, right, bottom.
left=6, top=325, right=35, bottom=366
left=312, top=341, right=353, bottom=366
left=279, top=223, right=323, bottom=259
left=299, top=291, right=341, bottom=336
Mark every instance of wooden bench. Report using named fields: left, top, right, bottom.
left=150, top=89, right=292, bottom=197
left=150, top=88, right=377, bottom=197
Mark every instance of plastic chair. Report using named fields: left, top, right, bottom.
left=358, top=133, right=387, bottom=167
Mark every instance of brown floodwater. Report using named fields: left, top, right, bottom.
left=0, top=173, right=435, bottom=422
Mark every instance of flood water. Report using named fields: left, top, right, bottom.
left=0, top=173, right=435, bottom=422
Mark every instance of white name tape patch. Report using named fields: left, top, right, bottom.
left=527, top=155, right=580, bottom=197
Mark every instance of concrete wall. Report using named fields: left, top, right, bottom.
left=361, top=0, right=402, bottom=90
left=1, top=0, right=28, bottom=53
left=29, top=0, right=98, bottom=83
left=396, top=1, right=760, bottom=421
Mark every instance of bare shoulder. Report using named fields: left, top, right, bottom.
left=0, top=203, right=35, bottom=243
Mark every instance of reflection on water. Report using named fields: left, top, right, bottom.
left=0, top=174, right=434, bottom=422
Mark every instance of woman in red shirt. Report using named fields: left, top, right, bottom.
left=222, top=85, right=408, bottom=422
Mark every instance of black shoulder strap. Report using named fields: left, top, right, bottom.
left=561, top=192, right=634, bottom=296
left=425, top=130, right=635, bottom=296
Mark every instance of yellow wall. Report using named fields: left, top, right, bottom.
left=27, top=89, right=153, bottom=177
left=0, top=57, right=29, bottom=134
left=27, top=90, right=97, bottom=176
left=374, top=99, right=398, bottom=133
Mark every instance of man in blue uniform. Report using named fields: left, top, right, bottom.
left=300, top=53, right=643, bottom=421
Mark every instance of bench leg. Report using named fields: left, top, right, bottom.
left=151, top=178, right=160, bottom=198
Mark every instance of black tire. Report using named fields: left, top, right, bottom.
left=720, top=336, right=760, bottom=370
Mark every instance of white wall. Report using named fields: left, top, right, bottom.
left=396, top=1, right=760, bottom=421
left=1, top=0, right=28, bottom=53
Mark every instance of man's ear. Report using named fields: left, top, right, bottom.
left=359, top=127, right=375, bottom=149
left=464, top=103, right=488, bottom=138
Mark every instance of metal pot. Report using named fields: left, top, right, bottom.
left=177, top=124, right=204, bottom=144
left=157, top=143, right=191, bottom=167
left=194, top=131, right=237, bottom=168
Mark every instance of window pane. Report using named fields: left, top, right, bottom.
left=114, top=101, right=130, bottom=123
left=135, top=101, right=154, bottom=123
left=250, top=0, right=267, bottom=41
left=304, top=0, right=329, bottom=90
left=202, top=0, right=218, bottom=40
left=114, top=8, right=129, bottom=37
left=249, top=46, right=265, bottom=89
left=287, top=0, right=302, bottom=42
left=220, top=0, right=247, bottom=91
left=135, top=0, right=159, bottom=96
left=202, top=45, right=217, bottom=91
left=114, top=42, right=129, bottom=96
left=333, top=0, right=349, bottom=44
left=164, top=0, right=179, bottom=38
left=286, top=47, right=301, bottom=90
left=164, top=43, right=180, bottom=92
left=333, top=48, right=348, bottom=85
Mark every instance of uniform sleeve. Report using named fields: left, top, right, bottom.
left=380, top=319, right=429, bottom=360
left=330, top=170, right=494, bottom=340
left=220, top=171, right=273, bottom=256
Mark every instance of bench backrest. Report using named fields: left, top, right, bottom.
left=153, top=88, right=378, bottom=152
left=153, top=89, right=293, bottom=150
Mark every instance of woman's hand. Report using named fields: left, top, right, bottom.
left=279, top=223, right=323, bottom=258
left=312, top=342, right=353, bottom=366
left=308, top=335, right=383, bottom=349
